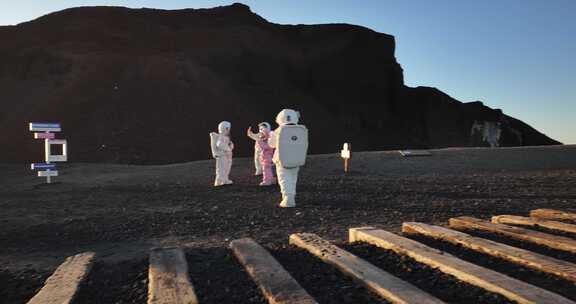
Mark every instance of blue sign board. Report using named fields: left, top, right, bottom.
left=29, top=122, right=61, bottom=132
left=31, top=163, right=57, bottom=170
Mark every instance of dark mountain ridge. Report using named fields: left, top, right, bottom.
left=0, top=3, right=559, bottom=164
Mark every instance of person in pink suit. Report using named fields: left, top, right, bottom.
left=247, top=122, right=276, bottom=186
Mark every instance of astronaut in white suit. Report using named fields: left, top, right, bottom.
left=210, top=121, right=234, bottom=186
left=268, top=109, right=308, bottom=207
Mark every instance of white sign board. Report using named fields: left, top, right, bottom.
left=341, top=143, right=351, bottom=159
left=45, top=139, right=68, bottom=162
left=38, top=170, right=59, bottom=177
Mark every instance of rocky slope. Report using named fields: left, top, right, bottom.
left=0, top=3, right=559, bottom=163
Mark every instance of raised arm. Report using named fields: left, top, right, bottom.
left=247, top=126, right=259, bottom=141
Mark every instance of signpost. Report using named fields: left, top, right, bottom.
left=341, top=143, right=351, bottom=174
left=29, top=122, right=67, bottom=184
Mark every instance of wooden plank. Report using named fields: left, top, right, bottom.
left=350, top=227, right=574, bottom=304
left=289, top=233, right=445, bottom=304
left=399, top=150, right=432, bottom=157
left=450, top=216, right=576, bottom=254
left=27, top=252, right=95, bottom=304
left=230, top=238, right=317, bottom=304
left=402, top=222, right=576, bottom=283
left=493, top=215, right=576, bottom=234
left=148, top=247, right=198, bottom=304
left=531, top=209, right=576, bottom=221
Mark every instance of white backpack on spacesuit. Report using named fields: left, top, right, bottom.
left=275, top=125, right=308, bottom=168
left=209, top=132, right=220, bottom=158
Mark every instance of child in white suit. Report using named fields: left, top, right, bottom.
left=210, top=121, right=234, bottom=186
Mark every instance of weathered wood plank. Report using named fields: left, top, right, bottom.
left=450, top=216, right=576, bottom=253
left=230, top=238, right=317, bottom=304
left=399, top=150, right=432, bottom=157
left=402, top=222, right=576, bottom=283
left=27, top=252, right=95, bottom=304
left=148, top=247, right=198, bottom=304
left=531, top=209, right=576, bottom=221
left=289, top=233, right=445, bottom=304
left=350, top=227, right=574, bottom=304
left=493, top=215, right=576, bottom=234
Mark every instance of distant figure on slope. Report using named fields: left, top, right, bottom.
left=210, top=121, right=234, bottom=186
left=484, top=122, right=502, bottom=148
left=268, top=109, right=308, bottom=207
left=247, top=122, right=276, bottom=186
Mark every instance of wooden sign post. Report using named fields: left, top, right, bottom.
left=341, top=143, right=351, bottom=174
left=29, top=122, right=67, bottom=184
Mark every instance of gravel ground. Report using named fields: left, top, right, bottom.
left=186, top=248, right=266, bottom=304
left=74, top=259, right=148, bottom=304
left=0, top=269, right=48, bottom=304
left=0, top=145, right=575, bottom=303
left=269, top=244, right=389, bottom=304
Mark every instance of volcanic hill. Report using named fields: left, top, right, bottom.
left=0, top=3, right=560, bottom=163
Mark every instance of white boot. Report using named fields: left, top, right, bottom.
left=279, top=194, right=296, bottom=208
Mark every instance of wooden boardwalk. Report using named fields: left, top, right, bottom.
left=24, top=209, right=576, bottom=304
left=350, top=226, right=574, bottom=304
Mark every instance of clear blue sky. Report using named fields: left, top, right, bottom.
left=2, top=1, right=574, bottom=143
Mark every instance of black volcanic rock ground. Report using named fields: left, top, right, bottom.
left=0, top=3, right=559, bottom=164
left=1, top=146, right=576, bottom=302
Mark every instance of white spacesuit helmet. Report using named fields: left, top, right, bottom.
left=275, top=109, right=300, bottom=126
left=218, top=121, right=231, bottom=135
left=258, top=122, right=271, bottom=132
